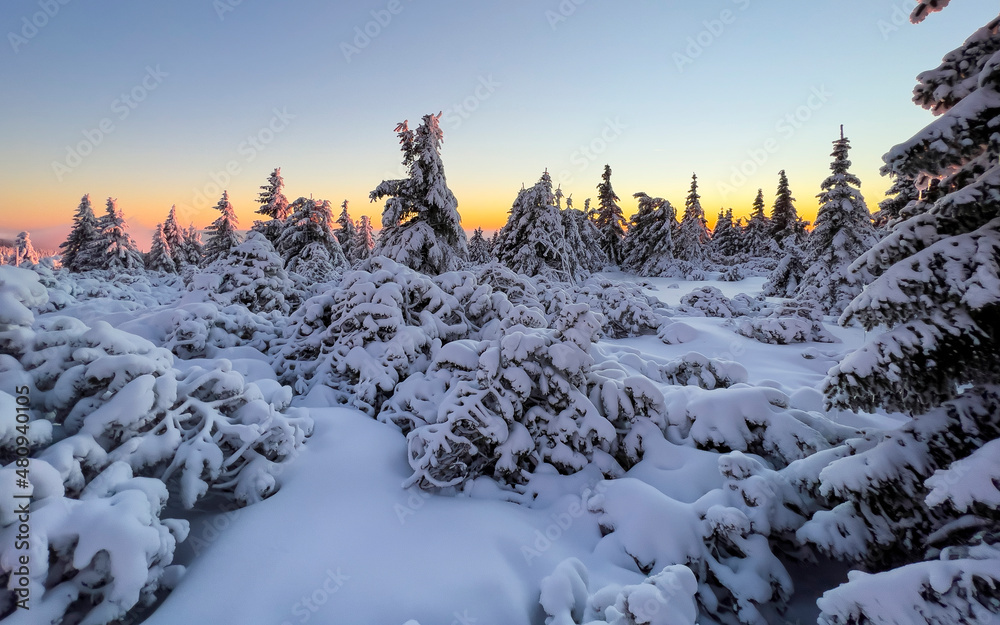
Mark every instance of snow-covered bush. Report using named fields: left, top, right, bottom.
left=271, top=257, right=493, bottom=411
left=197, top=231, right=293, bottom=314
left=1, top=316, right=310, bottom=507
left=0, top=461, right=188, bottom=625
left=677, top=286, right=739, bottom=318
left=378, top=301, right=681, bottom=490
left=735, top=316, right=836, bottom=345
left=586, top=461, right=799, bottom=625
left=718, top=265, right=745, bottom=282
left=158, top=302, right=277, bottom=359
left=657, top=321, right=698, bottom=345
left=384, top=304, right=657, bottom=489
left=540, top=557, right=700, bottom=625
left=666, top=384, right=858, bottom=468
left=0, top=266, right=47, bottom=332
left=549, top=278, right=666, bottom=339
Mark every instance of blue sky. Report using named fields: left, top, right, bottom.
left=0, top=0, right=994, bottom=249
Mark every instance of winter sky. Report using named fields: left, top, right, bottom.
left=0, top=0, right=993, bottom=249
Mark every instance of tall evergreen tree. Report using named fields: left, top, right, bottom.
left=769, top=170, right=809, bottom=249
left=354, top=215, right=375, bottom=261
left=796, top=128, right=878, bottom=314
left=60, top=194, right=101, bottom=271
left=256, top=167, right=290, bottom=221
left=495, top=170, right=579, bottom=281
left=162, top=205, right=186, bottom=268
left=203, top=191, right=243, bottom=265
left=100, top=198, right=144, bottom=271
left=621, top=192, right=677, bottom=275
left=468, top=227, right=492, bottom=264
left=593, top=165, right=627, bottom=266
left=742, top=189, right=775, bottom=258
left=147, top=223, right=178, bottom=273
left=371, top=114, right=468, bottom=274
left=674, top=173, right=711, bottom=264
left=711, top=208, right=740, bottom=258
left=336, top=200, right=358, bottom=262
left=277, top=196, right=347, bottom=280
left=806, top=11, right=1000, bottom=625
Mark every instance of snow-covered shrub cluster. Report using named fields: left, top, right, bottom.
left=382, top=303, right=674, bottom=489
left=666, top=384, right=857, bottom=467
left=540, top=450, right=821, bottom=625
left=677, top=286, right=742, bottom=318
left=152, top=302, right=277, bottom=360
left=0, top=268, right=310, bottom=624
left=736, top=302, right=837, bottom=345
left=543, top=278, right=667, bottom=339
left=195, top=231, right=294, bottom=314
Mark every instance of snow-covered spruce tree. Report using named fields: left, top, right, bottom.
left=181, top=225, right=204, bottom=267
left=59, top=194, right=102, bottom=272
left=495, top=170, right=580, bottom=282
left=804, top=10, right=1000, bottom=625
left=147, top=223, right=178, bottom=273
left=256, top=167, right=290, bottom=221
left=621, top=192, right=678, bottom=276
left=594, top=165, right=627, bottom=266
left=764, top=173, right=810, bottom=297
left=742, top=188, right=776, bottom=258
left=769, top=170, right=809, bottom=249
left=251, top=168, right=290, bottom=246
left=335, top=200, right=358, bottom=262
left=276, top=196, right=347, bottom=282
left=711, top=208, right=741, bottom=258
left=162, top=205, right=187, bottom=269
left=99, top=198, right=144, bottom=272
left=371, top=114, right=468, bottom=275
left=203, top=191, right=243, bottom=265
left=562, top=205, right=609, bottom=273
left=202, top=230, right=291, bottom=314
left=468, top=227, right=492, bottom=264
left=13, top=232, right=39, bottom=267
left=354, top=214, right=375, bottom=261
left=795, top=129, right=878, bottom=314
left=674, top=174, right=711, bottom=265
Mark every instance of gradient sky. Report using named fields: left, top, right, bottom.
left=0, top=0, right=993, bottom=250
